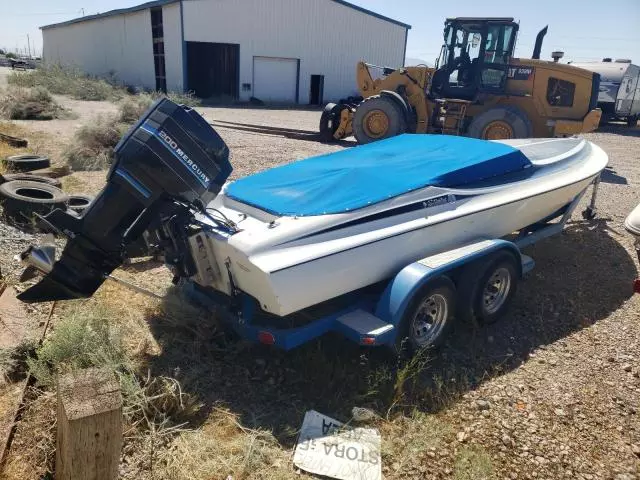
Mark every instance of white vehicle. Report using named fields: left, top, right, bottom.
left=571, top=59, right=640, bottom=125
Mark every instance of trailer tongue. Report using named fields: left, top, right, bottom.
left=18, top=99, right=232, bottom=303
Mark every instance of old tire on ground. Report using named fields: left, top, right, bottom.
left=394, top=276, right=456, bottom=356
left=466, top=106, right=532, bottom=140
left=0, top=180, right=68, bottom=223
left=319, top=103, right=348, bottom=142
left=458, top=250, right=519, bottom=325
left=2, top=154, right=50, bottom=172
left=67, top=194, right=93, bottom=214
left=353, top=95, right=407, bottom=145
left=0, top=173, right=62, bottom=188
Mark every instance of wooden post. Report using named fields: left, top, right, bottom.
left=56, top=368, right=122, bottom=480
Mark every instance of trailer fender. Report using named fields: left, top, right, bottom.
left=380, top=90, right=411, bottom=122
left=374, top=239, right=522, bottom=338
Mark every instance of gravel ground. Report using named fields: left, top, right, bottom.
left=0, top=100, right=639, bottom=478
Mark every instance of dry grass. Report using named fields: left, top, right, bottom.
left=1, top=389, right=56, bottom=480
left=0, top=86, right=71, bottom=120
left=0, top=122, right=47, bottom=174
left=64, top=114, right=126, bottom=170
left=118, top=91, right=200, bottom=124
left=119, top=94, right=155, bottom=123
left=0, top=121, right=65, bottom=172
left=0, top=131, right=27, bottom=176
left=125, top=407, right=292, bottom=480
left=381, top=411, right=453, bottom=474
left=453, top=445, right=496, bottom=480
left=65, top=89, right=201, bottom=171
left=8, top=64, right=123, bottom=101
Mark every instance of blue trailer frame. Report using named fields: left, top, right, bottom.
left=185, top=182, right=596, bottom=351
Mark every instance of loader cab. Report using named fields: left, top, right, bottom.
left=432, top=17, right=518, bottom=100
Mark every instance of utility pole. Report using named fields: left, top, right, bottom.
left=27, top=34, right=31, bottom=59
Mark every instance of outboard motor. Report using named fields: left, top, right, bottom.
left=18, top=98, right=232, bottom=303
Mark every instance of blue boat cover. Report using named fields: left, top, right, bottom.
left=226, top=134, right=531, bottom=216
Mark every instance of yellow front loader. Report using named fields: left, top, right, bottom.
left=319, top=18, right=602, bottom=144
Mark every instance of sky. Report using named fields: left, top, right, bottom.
left=1, top=0, right=639, bottom=65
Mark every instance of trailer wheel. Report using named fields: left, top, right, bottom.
left=467, top=107, right=532, bottom=140
left=627, top=115, right=638, bottom=127
left=353, top=95, right=407, bottom=144
left=394, top=276, right=456, bottom=355
left=459, top=251, right=519, bottom=325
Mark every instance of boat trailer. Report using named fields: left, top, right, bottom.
left=184, top=178, right=600, bottom=352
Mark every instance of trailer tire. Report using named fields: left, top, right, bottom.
left=394, top=276, right=456, bottom=356
left=2, top=154, right=50, bottom=172
left=353, top=95, right=407, bottom=144
left=627, top=115, right=638, bottom=127
left=467, top=106, right=532, bottom=140
left=0, top=180, right=68, bottom=223
left=459, top=251, right=519, bottom=325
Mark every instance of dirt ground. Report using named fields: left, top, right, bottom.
left=0, top=74, right=639, bottom=479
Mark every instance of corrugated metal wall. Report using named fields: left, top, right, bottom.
left=162, top=3, right=183, bottom=92
left=42, top=10, right=156, bottom=89
left=42, top=0, right=407, bottom=102
left=182, top=0, right=407, bottom=103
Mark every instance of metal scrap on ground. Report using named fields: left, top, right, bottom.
left=293, top=410, right=381, bottom=480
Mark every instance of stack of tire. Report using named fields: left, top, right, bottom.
left=0, top=154, right=93, bottom=226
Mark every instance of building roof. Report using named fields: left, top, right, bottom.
left=41, top=0, right=178, bottom=30
left=41, top=0, right=410, bottom=30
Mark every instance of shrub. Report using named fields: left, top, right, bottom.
left=8, top=64, right=123, bottom=101
left=118, top=93, right=154, bottom=123
left=27, top=303, right=198, bottom=433
left=0, top=86, right=68, bottom=120
left=164, top=90, right=201, bottom=107
left=64, top=115, right=126, bottom=170
left=27, top=306, right=128, bottom=388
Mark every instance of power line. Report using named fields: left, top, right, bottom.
left=2, top=12, right=78, bottom=16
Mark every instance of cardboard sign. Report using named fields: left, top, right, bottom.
left=293, top=410, right=381, bottom=480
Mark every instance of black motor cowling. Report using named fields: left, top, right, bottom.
left=18, top=99, right=232, bottom=303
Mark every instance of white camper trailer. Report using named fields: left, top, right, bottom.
left=571, top=59, right=640, bottom=126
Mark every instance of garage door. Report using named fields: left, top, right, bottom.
left=186, top=42, right=239, bottom=99
left=253, top=56, right=299, bottom=103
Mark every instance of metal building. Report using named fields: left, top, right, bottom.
left=41, top=0, right=410, bottom=104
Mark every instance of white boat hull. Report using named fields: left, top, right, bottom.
left=191, top=138, right=608, bottom=317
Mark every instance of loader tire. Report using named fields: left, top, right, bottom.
left=2, top=154, right=50, bottom=172
left=353, top=95, right=407, bottom=144
left=0, top=180, right=68, bottom=223
left=467, top=106, right=532, bottom=140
